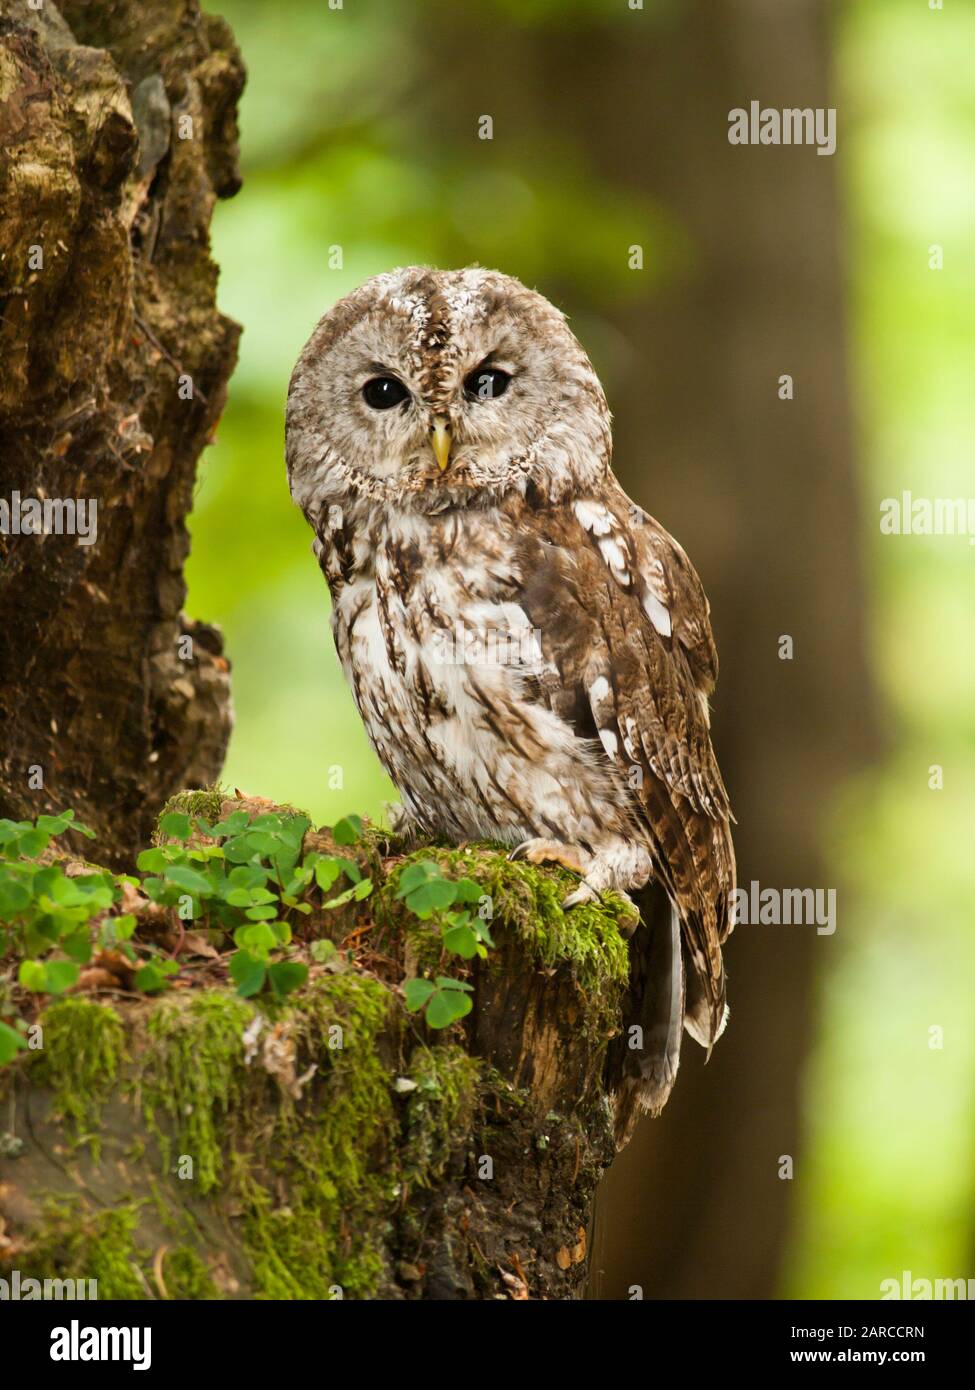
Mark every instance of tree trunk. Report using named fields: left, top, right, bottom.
left=0, top=0, right=242, bottom=866
left=586, top=0, right=876, bottom=1299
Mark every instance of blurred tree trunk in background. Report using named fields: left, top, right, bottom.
left=585, top=0, right=875, bottom=1301
left=423, top=0, right=874, bottom=1297
left=0, top=0, right=241, bottom=865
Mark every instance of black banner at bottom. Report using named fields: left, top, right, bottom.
left=0, top=1297, right=967, bottom=1375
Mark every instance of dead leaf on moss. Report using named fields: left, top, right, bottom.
left=249, top=1019, right=317, bottom=1100
left=181, top=932, right=220, bottom=959
left=500, top=1266, right=529, bottom=1299
left=75, top=949, right=135, bottom=993
left=241, top=1012, right=263, bottom=1064
left=76, top=967, right=120, bottom=992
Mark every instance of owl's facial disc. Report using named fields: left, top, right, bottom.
left=286, top=267, right=612, bottom=509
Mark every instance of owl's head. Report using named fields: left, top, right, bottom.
left=286, top=267, right=611, bottom=520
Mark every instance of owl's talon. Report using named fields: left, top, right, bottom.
left=563, top=882, right=641, bottom=938
left=613, top=892, right=642, bottom=938
left=561, top=882, right=600, bottom=910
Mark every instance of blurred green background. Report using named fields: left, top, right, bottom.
left=185, top=0, right=975, bottom=1298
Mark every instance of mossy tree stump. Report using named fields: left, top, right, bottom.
left=0, top=793, right=658, bottom=1301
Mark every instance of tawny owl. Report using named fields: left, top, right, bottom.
left=285, top=266, right=735, bottom=1117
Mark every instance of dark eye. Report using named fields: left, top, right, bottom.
left=464, top=367, right=511, bottom=402
left=362, top=376, right=409, bottom=410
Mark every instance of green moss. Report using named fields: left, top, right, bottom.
left=162, top=1246, right=218, bottom=1300
left=131, top=971, right=403, bottom=1299
left=157, top=786, right=228, bottom=829
left=140, top=991, right=255, bottom=1194
left=33, top=999, right=125, bottom=1158
left=20, top=1200, right=146, bottom=1299
left=384, top=846, right=630, bottom=1020
left=240, top=972, right=396, bottom=1299
left=402, top=1043, right=481, bottom=1186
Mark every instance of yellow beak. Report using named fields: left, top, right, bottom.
left=430, top=416, right=452, bottom=472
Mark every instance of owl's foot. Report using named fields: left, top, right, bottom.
left=508, top=837, right=644, bottom=935
left=562, top=872, right=642, bottom=936
left=508, top=837, right=592, bottom=877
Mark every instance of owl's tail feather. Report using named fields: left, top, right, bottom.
left=683, top=954, right=729, bottom=1052
left=621, top=885, right=686, bottom=1119
left=612, top=886, right=730, bottom=1145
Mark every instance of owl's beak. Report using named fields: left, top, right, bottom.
left=430, top=416, right=452, bottom=471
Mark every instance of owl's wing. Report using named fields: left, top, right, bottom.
left=510, top=482, right=735, bottom=1046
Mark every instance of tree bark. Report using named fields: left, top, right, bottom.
left=0, top=0, right=242, bottom=866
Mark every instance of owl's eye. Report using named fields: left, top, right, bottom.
left=464, top=367, right=511, bottom=402
left=362, top=376, right=409, bottom=410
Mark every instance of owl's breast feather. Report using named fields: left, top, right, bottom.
left=327, top=508, right=629, bottom=846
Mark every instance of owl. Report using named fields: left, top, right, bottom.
left=286, top=266, right=735, bottom=1118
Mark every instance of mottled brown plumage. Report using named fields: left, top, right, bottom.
left=286, top=266, right=735, bottom=1116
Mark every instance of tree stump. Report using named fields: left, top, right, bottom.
left=0, top=793, right=652, bottom=1300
